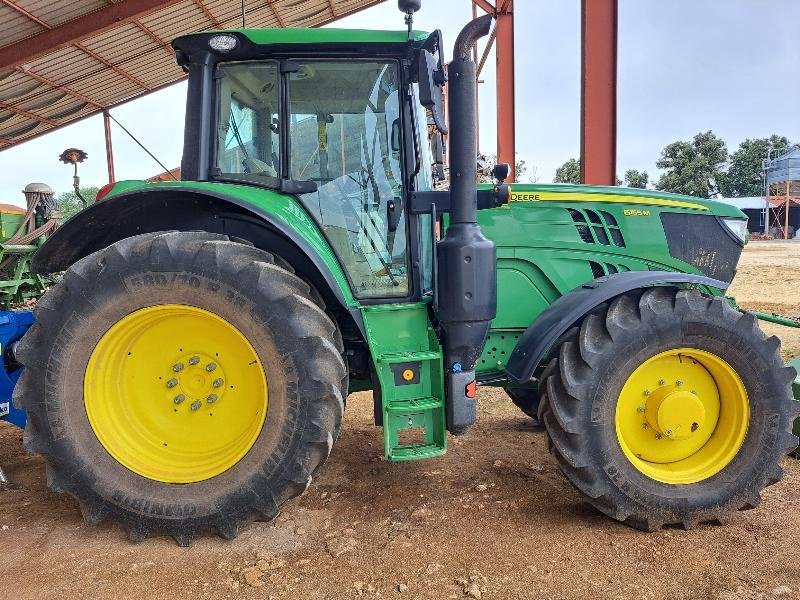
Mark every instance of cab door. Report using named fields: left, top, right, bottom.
left=287, top=60, right=410, bottom=300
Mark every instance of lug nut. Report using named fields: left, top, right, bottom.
left=188, top=356, right=200, bottom=365
left=172, top=363, right=184, bottom=372
left=637, top=406, right=646, bottom=413
left=174, top=394, right=185, bottom=405
left=641, top=423, right=649, bottom=430
left=691, top=390, right=698, bottom=395
left=207, top=394, right=218, bottom=404
left=190, top=400, right=201, bottom=411
left=212, top=378, right=224, bottom=388
left=655, top=433, right=662, bottom=440
left=658, top=379, right=666, bottom=386
left=643, top=389, right=651, bottom=396
left=676, top=380, right=684, bottom=387
left=206, top=363, right=217, bottom=372
left=166, top=378, right=178, bottom=388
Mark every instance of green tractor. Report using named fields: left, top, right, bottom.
left=13, top=2, right=798, bottom=545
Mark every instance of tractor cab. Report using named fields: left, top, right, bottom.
left=173, top=27, right=448, bottom=301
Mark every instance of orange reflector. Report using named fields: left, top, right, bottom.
left=465, top=380, right=477, bottom=398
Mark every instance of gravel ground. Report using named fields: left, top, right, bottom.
left=1, top=240, right=799, bottom=600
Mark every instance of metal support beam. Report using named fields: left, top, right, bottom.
left=16, top=66, right=104, bottom=109
left=785, top=181, right=791, bottom=240
left=495, top=0, right=515, bottom=181
left=327, top=0, right=338, bottom=18
left=0, top=100, right=57, bottom=126
left=268, top=1, right=287, bottom=27
left=103, top=110, right=116, bottom=184
left=74, top=42, right=152, bottom=91
left=0, top=0, right=183, bottom=70
left=1, top=0, right=49, bottom=28
left=134, top=20, right=176, bottom=57
left=194, top=0, right=223, bottom=28
left=473, top=0, right=496, bottom=15
left=580, top=0, right=617, bottom=185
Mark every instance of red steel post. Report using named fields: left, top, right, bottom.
left=580, top=0, right=617, bottom=185
left=495, top=0, right=515, bottom=181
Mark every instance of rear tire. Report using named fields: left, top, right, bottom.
left=538, top=288, right=798, bottom=531
left=14, top=231, right=347, bottom=545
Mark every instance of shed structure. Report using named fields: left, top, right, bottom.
left=764, top=146, right=800, bottom=238
left=0, top=0, right=384, bottom=156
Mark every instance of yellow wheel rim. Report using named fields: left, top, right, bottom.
left=85, top=305, right=267, bottom=483
left=615, top=348, right=749, bottom=484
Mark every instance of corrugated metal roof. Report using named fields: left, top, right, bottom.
left=0, top=0, right=386, bottom=151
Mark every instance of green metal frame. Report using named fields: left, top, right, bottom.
left=0, top=210, right=52, bottom=309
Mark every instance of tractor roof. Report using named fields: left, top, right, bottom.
left=175, top=27, right=429, bottom=48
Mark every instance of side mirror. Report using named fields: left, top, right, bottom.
left=492, top=163, right=510, bottom=183
left=417, top=49, right=448, bottom=134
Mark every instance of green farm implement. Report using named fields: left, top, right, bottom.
left=0, top=183, right=58, bottom=427
left=5, top=1, right=800, bottom=544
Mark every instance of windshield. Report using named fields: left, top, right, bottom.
left=215, top=62, right=281, bottom=184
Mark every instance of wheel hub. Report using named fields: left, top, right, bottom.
left=169, top=353, right=226, bottom=407
left=644, top=386, right=706, bottom=441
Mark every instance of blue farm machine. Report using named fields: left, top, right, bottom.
left=0, top=183, right=57, bottom=432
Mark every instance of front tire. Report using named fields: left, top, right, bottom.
left=14, top=232, right=347, bottom=545
left=539, top=288, right=798, bottom=530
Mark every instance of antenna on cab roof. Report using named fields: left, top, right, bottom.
left=398, top=0, right=421, bottom=40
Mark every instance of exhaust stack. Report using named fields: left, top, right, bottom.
left=435, top=14, right=496, bottom=434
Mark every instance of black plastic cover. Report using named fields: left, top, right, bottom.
left=446, top=369, right=477, bottom=435
left=660, top=213, right=743, bottom=283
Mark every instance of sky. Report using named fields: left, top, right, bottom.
left=1, top=0, right=798, bottom=204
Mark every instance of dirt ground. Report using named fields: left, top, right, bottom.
left=2, top=241, right=800, bottom=600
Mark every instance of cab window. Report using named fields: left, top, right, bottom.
left=289, top=61, right=408, bottom=298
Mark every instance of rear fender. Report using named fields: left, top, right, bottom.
left=32, top=186, right=363, bottom=333
left=504, top=271, right=729, bottom=383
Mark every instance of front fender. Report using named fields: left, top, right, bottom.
left=504, top=271, right=729, bottom=383
left=33, top=184, right=358, bottom=312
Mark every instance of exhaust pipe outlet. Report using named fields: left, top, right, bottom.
left=436, top=14, right=495, bottom=434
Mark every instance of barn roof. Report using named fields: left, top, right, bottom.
left=0, top=0, right=385, bottom=151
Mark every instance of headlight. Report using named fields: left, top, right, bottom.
left=209, top=35, right=238, bottom=52
left=721, top=218, right=748, bottom=245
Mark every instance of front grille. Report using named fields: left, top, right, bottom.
left=568, top=208, right=626, bottom=247
left=660, top=213, right=742, bottom=283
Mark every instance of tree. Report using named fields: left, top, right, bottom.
left=477, top=153, right=532, bottom=183
left=623, top=169, right=649, bottom=189
left=655, top=131, right=728, bottom=197
left=719, top=135, right=792, bottom=197
left=554, top=158, right=581, bottom=184
left=56, top=186, right=97, bottom=221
